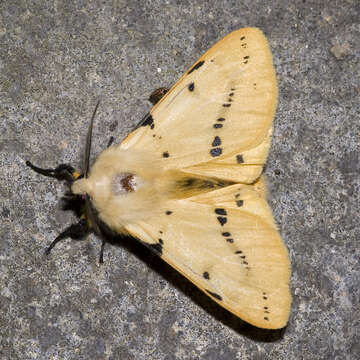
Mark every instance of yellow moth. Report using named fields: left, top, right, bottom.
left=27, top=28, right=291, bottom=329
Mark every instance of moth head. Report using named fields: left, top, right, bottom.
left=71, top=148, right=140, bottom=201
left=71, top=177, right=92, bottom=195
left=71, top=101, right=143, bottom=199
left=70, top=104, right=152, bottom=231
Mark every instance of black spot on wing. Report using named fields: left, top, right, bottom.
left=236, top=200, right=244, bottom=207
left=188, top=82, right=195, bottom=91
left=210, top=148, right=222, bottom=157
left=162, top=151, right=170, bottom=158
left=262, top=293, right=271, bottom=320
left=203, top=272, right=210, bottom=280
left=236, top=154, right=244, bottom=164
left=205, top=289, right=222, bottom=301
left=165, top=211, right=173, bottom=215
left=215, top=208, right=227, bottom=215
left=212, top=136, right=221, bottom=147
left=234, top=248, right=250, bottom=269
left=217, top=217, right=227, bottom=226
left=188, top=60, right=205, bottom=74
left=222, top=232, right=231, bottom=237
left=141, top=114, right=154, bottom=128
left=221, top=88, right=236, bottom=108
left=149, top=242, right=163, bottom=256
left=213, top=123, right=223, bottom=129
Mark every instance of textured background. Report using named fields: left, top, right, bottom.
left=1, top=1, right=359, bottom=359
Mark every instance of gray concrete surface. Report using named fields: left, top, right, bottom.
left=1, top=1, right=359, bottom=359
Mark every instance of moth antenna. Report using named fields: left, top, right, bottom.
left=44, top=219, right=89, bottom=255
left=106, top=136, right=115, bottom=148
left=83, top=101, right=105, bottom=263
left=84, top=100, right=104, bottom=263
left=84, top=101, right=100, bottom=178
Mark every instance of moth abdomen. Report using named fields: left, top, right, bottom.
left=170, top=175, right=235, bottom=198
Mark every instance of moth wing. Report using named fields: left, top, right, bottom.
left=125, top=184, right=291, bottom=329
left=120, top=27, right=277, bottom=184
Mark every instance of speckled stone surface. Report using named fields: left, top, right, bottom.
left=1, top=1, right=359, bottom=359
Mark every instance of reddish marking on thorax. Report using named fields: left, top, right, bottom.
left=121, top=174, right=135, bottom=192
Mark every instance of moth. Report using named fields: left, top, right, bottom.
left=27, top=28, right=291, bottom=329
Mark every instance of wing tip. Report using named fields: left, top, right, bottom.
left=246, top=299, right=292, bottom=330
left=226, top=27, right=268, bottom=39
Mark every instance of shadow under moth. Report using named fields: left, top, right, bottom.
left=27, top=28, right=291, bottom=329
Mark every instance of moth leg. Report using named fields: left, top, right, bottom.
left=26, top=160, right=82, bottom=182
left=99, top=239, right=106, bottom=264
left=149, top=87, right=169, bottom=105
left=133, top=88, right=169, bottom=130
left=106, top=136, right=115, bottom=148
left=45, top=218, right=89, bottom=255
